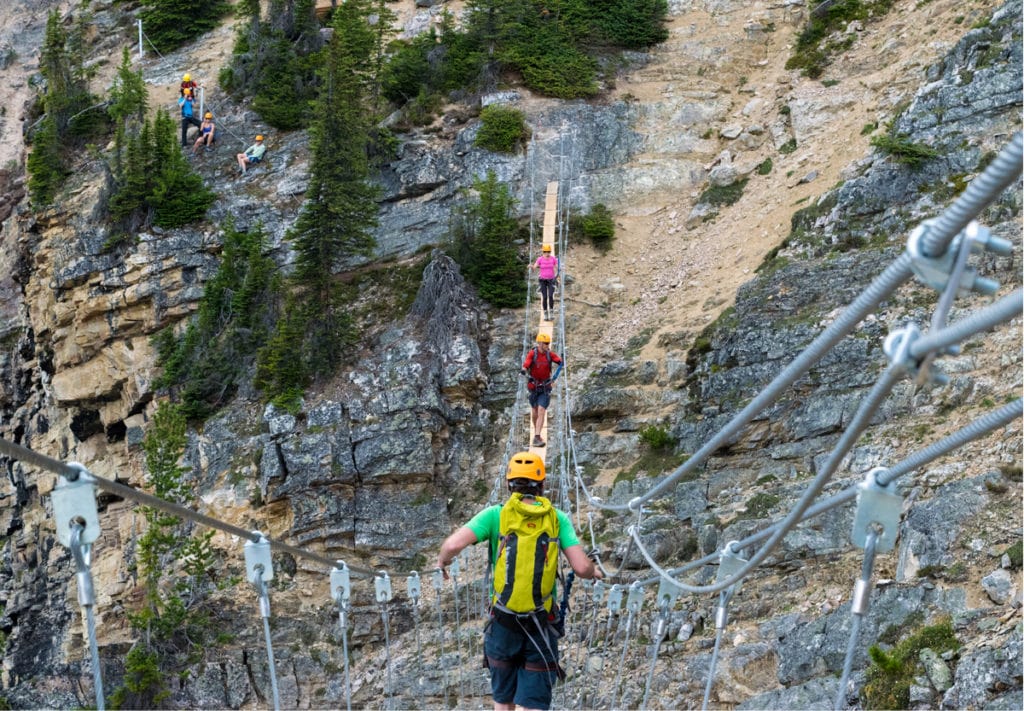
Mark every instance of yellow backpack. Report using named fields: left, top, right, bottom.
left=492, top=493, right=561, bottom=614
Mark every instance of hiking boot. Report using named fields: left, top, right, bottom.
left=532, top=435, right=545, bottom=447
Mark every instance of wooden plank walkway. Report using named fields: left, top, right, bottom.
left=529, top=181, right=559, bottom=461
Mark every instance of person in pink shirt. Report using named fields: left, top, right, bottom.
left=531, top=244, right=559, bottom=321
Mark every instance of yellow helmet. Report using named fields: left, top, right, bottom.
left=255, top=135, right=264, bottom=141
left=536, top=333, right=551, bottom=344
left=507, top=451, right=545, bottom=481
left=204, top=112, right=213, bottom=119
left=542, top=244, right=552, bottom=253
left=183, top=73, right=191, bottom=82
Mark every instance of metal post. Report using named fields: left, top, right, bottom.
left=244, top=532, right=279, bottom=711
left=137, top=20, right=143, bottom=58
left=70, top=524, right=105, bottom=711
left=331, top=562, right=352, bottom=711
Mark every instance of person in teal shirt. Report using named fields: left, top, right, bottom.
left=437, top=452, right=601, bottom=711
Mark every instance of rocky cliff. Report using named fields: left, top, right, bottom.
left=0, top=0, right=1020, bottom=708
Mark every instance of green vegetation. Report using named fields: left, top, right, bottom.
left=779, top=138, right=798, bottom=154
left=154, top=220, right=280, bottom=421
left=256, top=1, right=381, bottom=409
left=638, top=424, right=676, bottom=450
left=871, top=133, right=939, bottom=167
left=475, top=105, right=529, bottom=153
left=110, top=403, right=219, bottom=709
left=140, top=0, right=232, bottom=54
left=449, top=170, right=526, bottom=307
left=27, top=11, right=100, bottom=205
left=737, top=492, right=780, bottom=520
left=698, top=178, right=748, bottom=207
left=756, top=157, right=773, bottom=175
left=578, top=204, right=616, bottom=251
left=785, top=0, right=898, bottom=79
left=616, top=450, right=690, bottom=485
left=862, top=619, right=958, bottom=709
left=1005, top=540, right=1022, bottom=569
left=861, top=122, right=878, bottom=135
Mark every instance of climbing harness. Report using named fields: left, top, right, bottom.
left=244, top=532, right=280, bottom=711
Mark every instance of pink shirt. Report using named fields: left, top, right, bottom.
left=535, top=255, right=559, bottom=280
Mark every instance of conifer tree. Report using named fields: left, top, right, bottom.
left=290, top=0, right=379, bottom=295
left=451, top=170, right=525, bottom=307
left=140, top=0, right=231, bottom=53
left=109, top=48, right=148, bottom=127
left=26, top=116, right=65, bottom=206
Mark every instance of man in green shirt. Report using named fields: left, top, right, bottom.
left=437, top=452, right=602, bottom=711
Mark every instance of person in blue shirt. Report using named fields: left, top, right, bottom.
left=178, top=89, right=201, bottom=147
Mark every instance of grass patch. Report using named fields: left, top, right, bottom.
left=736, top=492, right=780, bottom=520
left=786, top=0, right=899, bottom=79
left=1005, top=540, right=1023, bottom=569
left=862, top=618, right=958, bottom=709
left=624, top=327, right=656, bottom=358
left=756, top=157, right=773, bottom=175
left=638, top=425, right=676, bottom=450
left=616, top=451, right=691, bottom=485
left=779, top=138, right=797, bottom=154
left=698, top=178, right=748, bottom=206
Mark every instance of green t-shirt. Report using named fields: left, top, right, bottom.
left=464, top=500, right=581, bottom=562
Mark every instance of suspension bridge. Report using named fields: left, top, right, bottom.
left=0, top=125, right=1020, bottom=709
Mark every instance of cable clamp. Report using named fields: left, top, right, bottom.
left=244, top=530, right=274, bottom=585
left=375, top=571, right=393, bottom=604
left=852, top=468, right=902, bottom=552
left=431, top=568, right=444, bottom=591
left=907, top=220, right=1005, bottom=297
left=330, top=561, right=351, bottom=607
left=450, top=555, right=461, bottom=577
left=628, top=497, right=644, bottom=513
left=52, top=463, right=100, bottom=548
left=70, top=523, right=96, bottom=607
left=883, top=323, right=948, bottom=385
left=606, top=584, right=624, bottom=613
left=716, top=541, right=748, bottom=595
left=591, top=579, right=606, bottom=604
left=627, top=581, right=645, bottom=614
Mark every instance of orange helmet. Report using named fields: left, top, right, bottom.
left=204, top=112, right=213, bottom=119
left=507, top=452, right=545, bottom=481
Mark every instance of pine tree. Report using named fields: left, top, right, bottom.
left=140, top=0, right=231, bottom=53
left=26, top=116, right=65, bottom=206
left=109, top=48, right=148, bottom=127
left=451, top=170, right=525, bottom=307
left=290, top=0, right=379, bottom=296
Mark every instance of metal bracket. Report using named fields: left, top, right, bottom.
left=852, top=468, right=902, bottom=552
left=432, top=568, right=444, bottom=591
left=450, top=555, right=461, bottom=578
left=52, top=464, right=100, bottom=548
left=717, top=541, right=748, bottom=595
left=407, top=571, right=421, bottom=603
left=607, top=584, right=623, bottom=613
left=883, top=323, right=949, bottom=385
left=627, top=582, right=645, bottom=614
left=375, top=571, right=392, bottom=604
left=244, top=531, right=274, bottom=585
left=330, top=561, right=351, bottom=606
left=907, top=220, right=1006, bottom=297
left=656, top=576, right=682, bottom=612
left=591, top=579, right=606, bottom=605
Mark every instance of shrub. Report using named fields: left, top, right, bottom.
left=870, top=133, right=939, bottom=167
left=580, top=204, right=615, bottom=251
left=638, top=425, right=676, bottom=450
left=591, top=0, right=670, bottom=49
left=862, top=619, right=958, bottom=709
left=475, top=105, right=529, bottom=153
left=756, top=157, right=773, bottom=175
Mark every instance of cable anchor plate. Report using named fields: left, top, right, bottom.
left=244, top=531, right=274, bottom=584
left=51, top=464, right=100, bottom=548
left=717, top=541, right=748, bottom=595
left=852, top=468, right=902, bottom=552
left=375, top=571, right=393, bottom=603
left=606, top=584, right=624, bottom=613
left=627, top=582, right=645, bottom=614
left=907, top=220, right=1005, bottom=297
left=331, top=561, right=351, bottom=606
